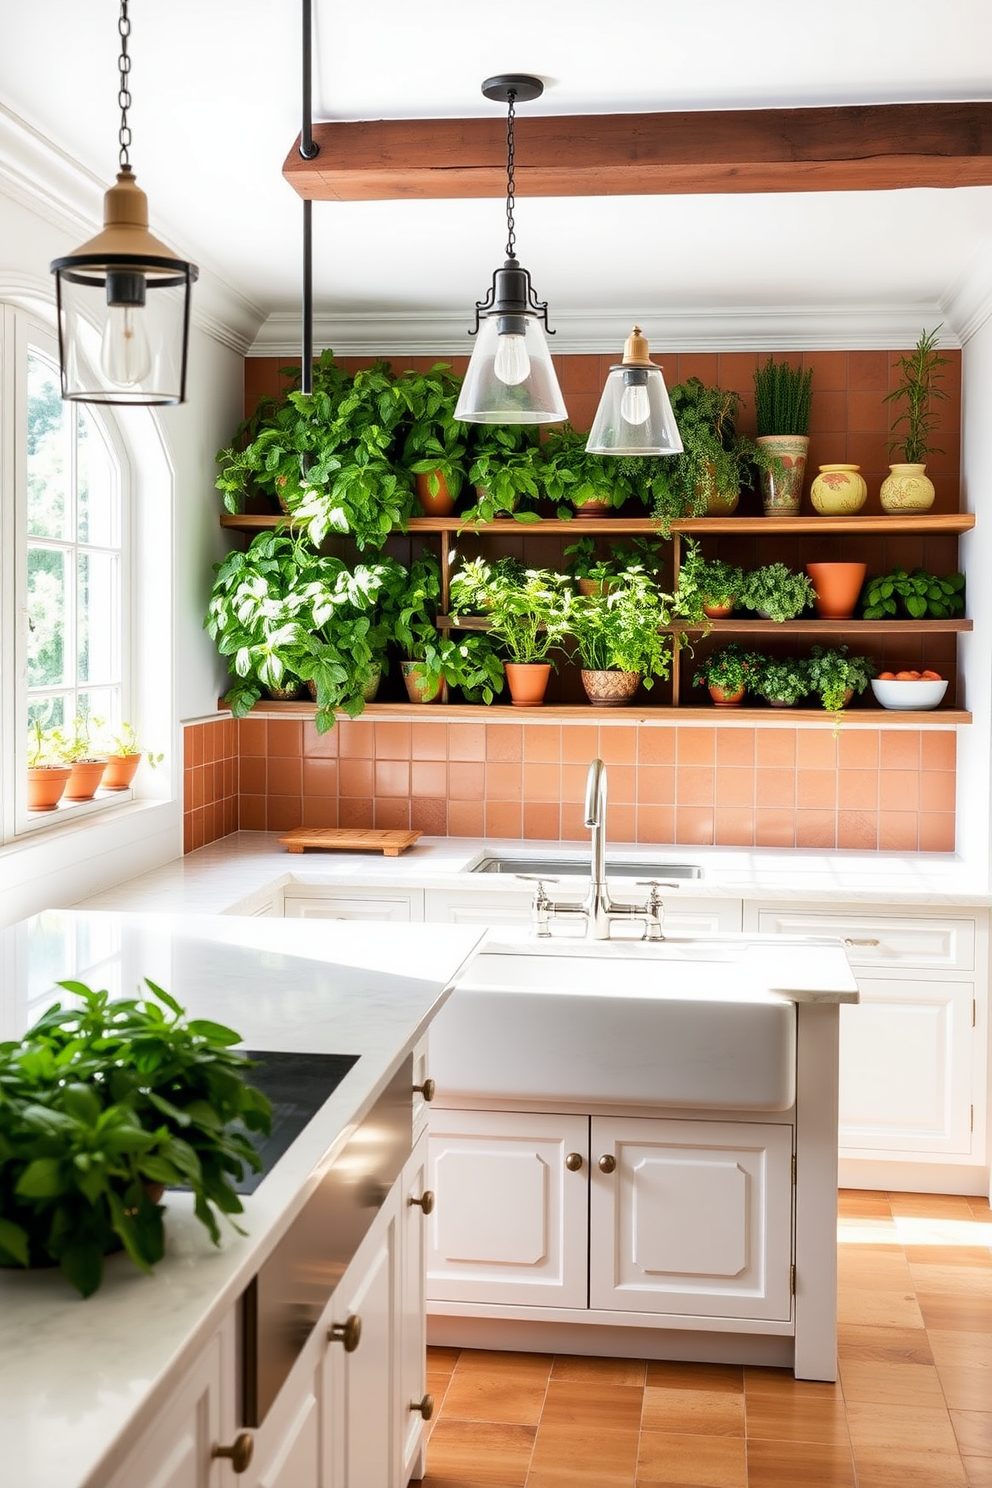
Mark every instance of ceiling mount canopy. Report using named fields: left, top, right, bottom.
left=455, top=73, right=567, bottom=426
left=50, top=0, right=198, bottom=406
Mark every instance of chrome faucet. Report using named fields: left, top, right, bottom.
left=524, top=759, right=676, bottom=941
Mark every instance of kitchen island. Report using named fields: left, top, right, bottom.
left=0, top=910, right=484, bottom=1488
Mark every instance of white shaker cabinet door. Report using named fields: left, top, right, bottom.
left=247, top=1386, right=320, bottom=1488
left=426, top=1108, right=589, bottom=1309
left=399, top=1131, right=433, bottom=1484
left=283, top=887, right=424, bottom=921
left=589, top=1116, right=794, bottom=1322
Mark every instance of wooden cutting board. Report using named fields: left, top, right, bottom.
left=278, top=827, right=423, bottom=857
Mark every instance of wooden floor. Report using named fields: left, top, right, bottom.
left=419, top=1189, right=992, bottom=1488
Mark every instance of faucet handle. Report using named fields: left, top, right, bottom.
left=635, top=879, right=682, bottom=890
left=517, top=874, right=560, bottom=938
left=515, top=874, right=560, bottom=885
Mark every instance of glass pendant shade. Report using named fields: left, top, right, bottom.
left=586, top=327, right=683, bottom=456
left=51, top=170, right=198, bottom=405
left=455, top=309, right=568, bottom=424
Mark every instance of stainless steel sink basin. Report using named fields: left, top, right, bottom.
left=471, top=855, right=703, bottom=879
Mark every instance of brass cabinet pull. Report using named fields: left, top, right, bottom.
left=212, top=1433, right=254, bottom=1474
left=410, top=1189, right=435, bottom=1215
left=565, top=1152, right=584, bottom=1171
left=598, top=1154, right=617, bottom=1174
left=410, top=1393, right=435, bottom=1420
left=328, top=1313, right=362, bottom=1353
left=413, top=1077, right=436, bottom=1102
left=843, top=937, right=881, bottom=948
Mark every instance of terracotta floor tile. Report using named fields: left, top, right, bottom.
left=641, top=1386, right=744, bottom=1436
left=849, top=1449, right=968, bottom=1487
left=951, top=1411, right=992, bottom=1457
left=930, top=1331, right=992, bottom=1370
left=910, top=1264, right=992, bottom=1296
left=549, top=1355, right=646, bottom=1386
left=453, top=1349, right=554, bottom=1383
left=644, top=1361, right=743, bottom=1393
left=838, top=1190, right=893, bottom=1218
left=837, top=1250, right=916, bottom=1292
left=743, top=1367, right=842, bottom=1399
left=745, top=1438, right=856, bottom=1488
left=440, top=1372, right=547, bottom=1426
left=529, top=1423, right=640, bottom=1481
left=743, top=1392, right=850, bottom=1445
left=539, top=1380, right=643, bottom=1432
left=424, top=1420, right=535, bottom=1488
left=846, top=1400, right=961, bottom=1455
left=636, top=1431, right=746, bottom=1487
left=838, top=1359, right=945, bottom=1407
left=963, top=1458, right=992, bottom=1487
left=937, top=1366, right=992, bottom=1412
left=905, top=1247, right=992, bottom=1270
left=836, top=1285, right=925, bottom=1329
left=920, top=1294, right=992, bottom=1333
left=527, top=1471, right=635, bottom=1488
left=836, top=1323, right=934, bottom=1365
left=428, top=1346, right=462, bottom=1375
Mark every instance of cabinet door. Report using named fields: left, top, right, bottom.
left=399, top=1132, right=432, bottom=1484
left=247, top=1385, right=321, bottom=1488
left=589, top=1116, right=794, bottom=1322
left=104, top=1326, right=227, bottom=1488
left=424, top=887, right=533, bottom=926
left=839, top=976, right=976, bottom=1156
left=426, top=1108, right=589, bottom=1308
left=283, top=888, right=424, bottom=922
left=323, top=1197, right=400, bottom=1488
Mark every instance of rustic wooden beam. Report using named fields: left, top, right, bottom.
left=282, top=102, right=992, bottom=201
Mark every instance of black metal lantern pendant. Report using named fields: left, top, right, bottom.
left=50, top=1, right=198, bottom=405
left=455, top=74, right=567, bottom=425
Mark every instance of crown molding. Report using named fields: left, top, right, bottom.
left=0, top=103, right=264, bottom=357
left=942, top=245, right=992, bottom=345
left=249, top=303, right=960, bottom=358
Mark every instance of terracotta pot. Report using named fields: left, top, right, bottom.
left=414, top=470, right=457, bottom=517
left=400, top=659, right=442, bottom=704
left=357, top=664, right=382, bottom=703
left=809, top=464, right=867, bottom=515
left=703, top=487, right=739, bottom=516
left=576, top=577, right=612, bottom=598
left=580, top=669, right=641, bottom=707
left=805, top=561, right=867, bottom=619
left=27, top=765, right=71, bottom=811
left=63, top=759, right=108, bottom=802
left=572, top=497, right=612, bottom=519
left=264, top=679, right=308, bottom=701
left=504, top=662, right=551, bottom=707
left=756, top=434, right=809, bottom=516
left=708, top=683, right=746, bottom=706
left=766, top=698, right=797, bottom=708
left=100, top=752, right=142, bottom=791
left=701, top=600, right=735, bottom=619
left=879, top=462, right=935, bottom=514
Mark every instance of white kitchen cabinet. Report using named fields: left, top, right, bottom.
left=424, top=886, right=743, bottom=936
left=247, top=1384, right=321, bottom=1488
left=399, top=1131, right=434, bottom=1484
left=282, top=886, right=425, bottom=921
left=746, top=902, right=987, bottom=1171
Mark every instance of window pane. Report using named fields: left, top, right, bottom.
left=77, top=408, right=115, bottom=547
left=77, top=551, right=118, bottom=684
left=26, top=352, right=68, bottom=540
left=27, top=695, right=65, bottom=731
left=27, top=546, right=66, bottom=687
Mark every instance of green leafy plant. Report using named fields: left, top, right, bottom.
left=462, top=425, right=545, bottom=524
left=481, top=566, right=574, bottom=666
left=47, top=715, right=105, bottom=765
left=398, top=362, right=469, bottom=503
left=95, top=721, right=163, bottom=768
left=861, top=566, right=965, bottom=620
left=538, top=423, right=636, bottom=517
left=563, top=535, right=661, bottom=587
left=0, top=979, right=271, bottom=1298
left=692, top=643, right=763, bottom=696
left=753, top=357, right=813, bottom=437
left=695, top=554, right=744, bottom=609
left=752, top=656, right=810, bottom=706
left=884, top=326, right=951, bottom=464
left=805, top=645, right=875, bottom=713
left=739, top=563, right=816, bottom=622
left=566, top=568, right=672, bottom=686
left=26, top=721, right=64, bottom=770
left=393, top=552, right=504, bottom=703
left=449, top=556, right=527, bottom=615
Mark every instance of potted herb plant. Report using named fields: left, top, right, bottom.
left=449, top=556, right=527, bottom=615
left=753, top=356, right=813, bottom=515
left=861, top=567, right=965, bottom=620
left=96, top=722, right=163, bottom=791
left=538, top=423, right=635, bottom=517
left=398, top=362, right=469, bottom=516
left=393, top=552, right=503, bottom=704
left=0, top=978, right=270, bottom=1297
left=880, top=326, right=950, bottom=513
left=49, top=715, right=108, bottom=803
left=26, top=722, right=72, bottom=812
left=687, top=548, right=745, bottom=619
left=567, top=567, right=673, bottom=705
left=692, top=643, right=763, bottom=706
left=481, top=566, right=573, bottom=706
left=462, top=425, right=545, bottom=524
left=739, top=562, right=816, bottom=622
left=640, top=378, right=761, bottom=534
left=752, top=656, right=810, bottom=707
left=563, top=536, right=660, bottom=597
left=806, top=645, right=875, bottom=713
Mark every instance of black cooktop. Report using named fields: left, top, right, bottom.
left=234, top=1049, right=360, bottom=1194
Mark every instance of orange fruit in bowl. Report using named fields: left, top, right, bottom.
left=921, top=669, right=943, bottom=680
left=877, top=671, right=895, bottom=680
left=895, top=670, right=917, bottom=680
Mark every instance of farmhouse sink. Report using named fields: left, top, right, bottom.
left=471, top=854, right=703, bottom=878
left=430, top=937, right=800, bottom=1111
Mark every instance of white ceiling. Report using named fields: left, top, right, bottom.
left=2, top=0, right=991, bottom=352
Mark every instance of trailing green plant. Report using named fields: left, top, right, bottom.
left=296, top=555, right=410, bottom=729
left=692, top=643, right=763, bottom=696
left=884, top=326, right=951, bottom=465
left=481, top=566, right=574, bottom=666
left=753, top=357, right=813, bottom=437
left=538, top=423, right=636, bottom=517
left=392, top=552, right=504, bottom=703
left=566, top=568, right=672, bottom=686
left=695, top=554, right=745, bottom=609
left=0, top=979, right=271, bottom=1298
left=398, top=362, right=469, bottom=503
left=805, top=645, right=875, bottom=713
left=562, top=535, right=661, bottom=586
left=462, top=425, right=545, bottom=523
left=861, top=567, right=965, bottom=620
left=739, top=562, right=816, bottom=622
left=752, top=656, right=811, bottom=706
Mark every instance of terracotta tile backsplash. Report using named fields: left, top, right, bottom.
left=186, top=714, right=956, bottom=855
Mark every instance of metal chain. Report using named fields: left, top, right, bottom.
left=504, top=88, right=517, bottom=261
left=117, top=0, right=133, bottom=170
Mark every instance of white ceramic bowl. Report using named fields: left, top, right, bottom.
left=871, top=678, right=948, bottom=710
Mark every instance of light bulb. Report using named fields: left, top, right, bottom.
left=99, top=304, right=152, bottom=388
left=620, top=381, right=651, bottom=427
left=493, top=332, right=530, bottom=387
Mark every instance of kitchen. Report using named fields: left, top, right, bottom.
left=1, top=3, right=991, bottom=1486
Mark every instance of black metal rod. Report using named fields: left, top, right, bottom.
left=300, top=0, right=318, bottom=160
left=302, top=198, right=314, bottom=394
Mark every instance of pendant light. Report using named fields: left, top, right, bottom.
left=455, top=75, right=567, bottom=425
left=586, top=327, right=683, bottom=456
left=50, top=0, right=198, bottom=405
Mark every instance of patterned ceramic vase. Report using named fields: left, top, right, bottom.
left=879, top=463, right=936, bottom=514
left=809, top=464, right=868, bottom=515
left=580, top=670, right=641, bottom=707
left=756, top=434, right=809, bottom=516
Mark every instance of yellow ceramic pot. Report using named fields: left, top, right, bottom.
left=879, top=463, right=935, bottom=514
left=809, top=463, right=867, bottom=516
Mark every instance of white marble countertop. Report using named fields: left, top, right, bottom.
left=72, top=831, right=992, bottom=917
left=0, top=910, right=484, bottom=1488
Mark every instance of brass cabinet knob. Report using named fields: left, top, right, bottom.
left=212, top=1433, right=254, bottom=1474
left=328, top=1313, right=362, bottom=1353
left=409, top=1189, right=436, bottom=1215
left=413, top=1077, right=436, bottom=1102
left=565, top=1152, right=584, bottom=1171
left=410, top=1393, right=435, bottom=1420
left=598, top=1154, right=617, bottom=1174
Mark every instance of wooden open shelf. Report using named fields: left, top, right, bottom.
left=220, top=512, right=977, bottom=537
